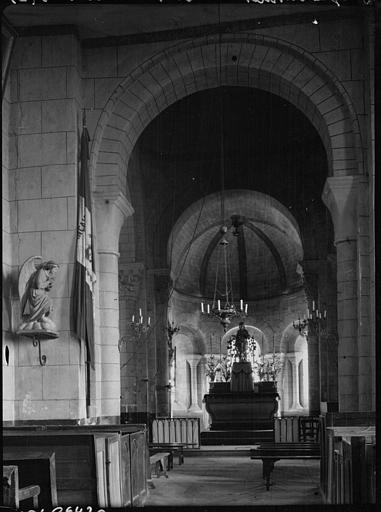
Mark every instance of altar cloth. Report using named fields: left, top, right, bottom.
left=230, top=362, right=253, bottom=392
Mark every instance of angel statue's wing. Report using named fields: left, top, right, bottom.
left=18, top=256, right=43, bottom=308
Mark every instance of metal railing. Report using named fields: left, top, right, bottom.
left=274, top=416, right=320, bottom=443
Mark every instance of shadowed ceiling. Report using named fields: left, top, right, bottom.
left=130, top=86, right=332, bottom=280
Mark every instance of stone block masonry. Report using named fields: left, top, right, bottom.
left=3, top=33, right=85, bottom=422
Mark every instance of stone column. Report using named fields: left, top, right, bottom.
left=325, top=255, right=339, bottom=411
left=319, top=333, right=328, bottom=403
left=153, top=271, right=170, bottom=417
left=288, top=353, right=303, bottom=411
left=322, top=176, right=360, bottom=412
left=187, top=355, right=202, bottom=412
left=356, top=178, right=373, bottom=410
left=326, top=332, right=339, bottom=409
left=94, top=190, right=133, bottom=419
left=306, top=335, right=321, bottom=414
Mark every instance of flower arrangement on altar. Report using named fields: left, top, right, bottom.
left=224, top=334, right=257, bottom=378
left=205, top=354, right=218, bottom=382
left=256, top=353, right=283, bottom=382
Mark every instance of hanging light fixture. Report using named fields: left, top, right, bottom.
left=130, top=308, right=151, bottom=337
left=293, top=300, right=327, bottom=336
left=200, top=10, right=248, bottom=332
left=200, top=230, right=248, bottom=332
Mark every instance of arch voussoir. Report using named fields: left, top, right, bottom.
left=91, top=33, right=363, bottom=196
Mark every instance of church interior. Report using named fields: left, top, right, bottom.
left=2, top=1, right=376, bottom=508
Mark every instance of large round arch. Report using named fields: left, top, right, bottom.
left=91, top=33, right=363, bottom=203
left=91, top=32, right=365, bottom=418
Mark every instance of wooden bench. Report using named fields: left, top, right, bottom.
left=149, top=442, right=185, bottom=468
left=250, top=442, right=321, bottom=491
left=149, top=452, right=170, bottom=479
left=3, top=465, right=41, bottom=509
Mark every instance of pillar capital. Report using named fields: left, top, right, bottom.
left=287, top=351, right=303, bottom=364
left=322, top=176, right=361, bottom=244
left=94, top=190, right=134, bottom=253
left=187, top=354, right=202, bottom=367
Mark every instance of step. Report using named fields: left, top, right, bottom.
left=201, top=429, right=273, bottom=437
left=200, top=429, right=274, bottom=446
left=185, top=446, right=254, bottom=457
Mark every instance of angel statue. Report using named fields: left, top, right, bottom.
left=17, top=257, right=60, bottom=334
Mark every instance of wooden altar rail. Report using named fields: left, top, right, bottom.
left=274, top=416, right=320, bottom=443
left=151, top=418, right=200, bottom=448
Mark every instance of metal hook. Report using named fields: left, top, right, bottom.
left=32, top=336, right=47, bottom=366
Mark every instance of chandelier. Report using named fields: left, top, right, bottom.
left=198, top=23, right=248, bottom=333
left=293, top=300, right=326, bottom=337
left=201, top=226, right=248, bottom=332
left=130, top=308, right=151, bottom=337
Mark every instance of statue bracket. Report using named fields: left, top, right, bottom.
left=16, top=330, right=59, bottom=366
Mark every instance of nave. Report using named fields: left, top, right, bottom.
left=146, top=449, right=321, bottom=507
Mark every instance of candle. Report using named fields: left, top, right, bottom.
left=245, top=303, right=248, bottom=314
left=201, top=302, right=204, bottom=313
left=207, top=304, right=210, bottom=314
left=240, top=299, right=243, bottom=310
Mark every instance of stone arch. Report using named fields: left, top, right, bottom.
left=91, top=33, right=363, bottom=203
left=174, top=325, right=206, bottom=355
left=92, top=32, right=365, bottom=417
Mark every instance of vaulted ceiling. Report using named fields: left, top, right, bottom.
left=169, top=190, right=303, bottom=301
left=130, top=86, right=333, bottom=281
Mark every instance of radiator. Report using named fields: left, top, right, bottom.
left=151, top=417, right=200, bottom=448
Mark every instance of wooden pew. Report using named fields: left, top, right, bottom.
left=3, top=465, right=40, bottom=509
left=250, top=442, right=321, bottom=491
left=3, top=425, right=148, bottom=508
left=3, top=448, right=57, bottom=506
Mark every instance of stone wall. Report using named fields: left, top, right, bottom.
left=2, top=33, right=85, bottom=421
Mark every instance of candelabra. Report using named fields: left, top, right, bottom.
left=201, top=298, right=248, bottom=332
left=293, top=300, right=327, bottom=337
left=200, top=233, right=248, bottom=332
left=166, top=321, right=180, bottom=362
left=130, top=308, right=151, bottom=338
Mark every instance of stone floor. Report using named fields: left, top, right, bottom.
left=145, top=448, right=322, bottom=507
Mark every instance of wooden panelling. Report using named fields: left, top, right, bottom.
left=129, top=430, right=148, bottom=506
left=120, top=433, right=132, bottom=506
left=3, top=426, right=148, bottom=507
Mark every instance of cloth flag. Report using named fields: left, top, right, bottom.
left=72, top=121, right=96, bottom=369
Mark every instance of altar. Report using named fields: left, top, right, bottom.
left=203, top=386, right=278, bottom=431
left=203, top=324, right=279, bottom=431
